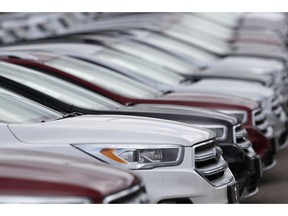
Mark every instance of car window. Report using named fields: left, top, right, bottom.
left=0, top=92, right=62, bottom=124
left=0, top=62, right=120, bottom=110
left=45, top=56, right=162, bottom=98
left=95, top=49, right=183, bottom=85
left=111, top=40, right=196, bottom=75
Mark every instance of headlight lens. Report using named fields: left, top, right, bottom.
left=72, top=144, right=184, bottom=169
left=218, top=110, right=248, bottom=124
left=202, top=125, right=227, bottom=141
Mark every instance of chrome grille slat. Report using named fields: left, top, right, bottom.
left=253, top=107, right=271, bottom=137
left=271, top=95, right=285, bottom=120
left=272, top=98, right=281, bottom=107
left=256, top=121, right=269, bottom=131
left=212, top=176, right=235, bottom=187
left=235, top=128, right=247, bottom=139
left=272, top=106, right=283, bottom=115
left=196, top=160, right=228, bottom=176
left=236, top=139, right=252, bottom=149
left=233, top=124, right=253, bottom=151
left=194, top=148, right=218, bottom=162
left=254, top=112, right=266, bottom=122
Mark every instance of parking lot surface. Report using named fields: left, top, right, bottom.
left=242, top=145, right=288, bottom=203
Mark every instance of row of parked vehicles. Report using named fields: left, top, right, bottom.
left=0, top=12, right=287, bottom=203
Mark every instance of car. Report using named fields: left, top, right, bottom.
left=0, top=148, right=148, bottom=204
left=0, top=59, right=275, bottom=173
left=0, top=88, right=238, bottom=203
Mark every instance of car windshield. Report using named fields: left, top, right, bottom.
left=131, top=30, right=219, bottom=63
left=94, top=48, right=184, bottom=85
left=0, top=91, right=62, bottom=124
left=0, top=62, right=121, bottom=110
left=45, top=56, right=162, bottom=98
left=163, top=25, right=231, bottom=55
left=110, top=40, right=197, bottom=75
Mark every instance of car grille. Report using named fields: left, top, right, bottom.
left=193, top=140, right=234, bottom=187
left=233, top=124, right=253, bottom=152
left=271, top=95, right=285, bottom=120
left=253, top=107, right=273, bottom=138
left=103, top=184, right=149, bottom=204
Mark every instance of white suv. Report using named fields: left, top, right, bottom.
left=0, top=89, right=238, bottom=203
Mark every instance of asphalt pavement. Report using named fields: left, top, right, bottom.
left=242, top=144, right=288, bottom=203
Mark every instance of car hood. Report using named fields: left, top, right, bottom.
left=124, top=103, right=239, bottom=126
left=1, top=43, right=102, bottom=56
left=0, top=148, right=138, bottom=199
left=199, top=69, right=273, bottom=85
left=159, top=92, right=259, bottom=110
left=8, top=115, right=214, bottom=147
left=183, top=79, right=273, bottom=101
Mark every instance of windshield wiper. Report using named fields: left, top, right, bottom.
left=54, top=112, right=84, bottom=121
left=162, top=90, right=174, bottom=95
left=40, top=112, right=84, bottom=123
left=62, top=112, right=84, bottom=118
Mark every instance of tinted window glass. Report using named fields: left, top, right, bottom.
left=0, top=62, right=120, bottom=110
left=46, top=56, right=161, bottom=98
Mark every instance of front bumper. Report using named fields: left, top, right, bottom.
left=136, top=168, right=238, bottom=204
left=134, top=147, right=238, bottom=203
left=245, top=126, right=276, bottom=171
left=220, top=143, right=261, bottom=200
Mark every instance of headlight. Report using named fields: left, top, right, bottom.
left=218, top=110, right=248, bottom=124
left=72, top=144, right=184, bottom=170
left=201, top=125, right=228, bottom=141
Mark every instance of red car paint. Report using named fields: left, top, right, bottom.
left=0, top=148, right=143, bottom=203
